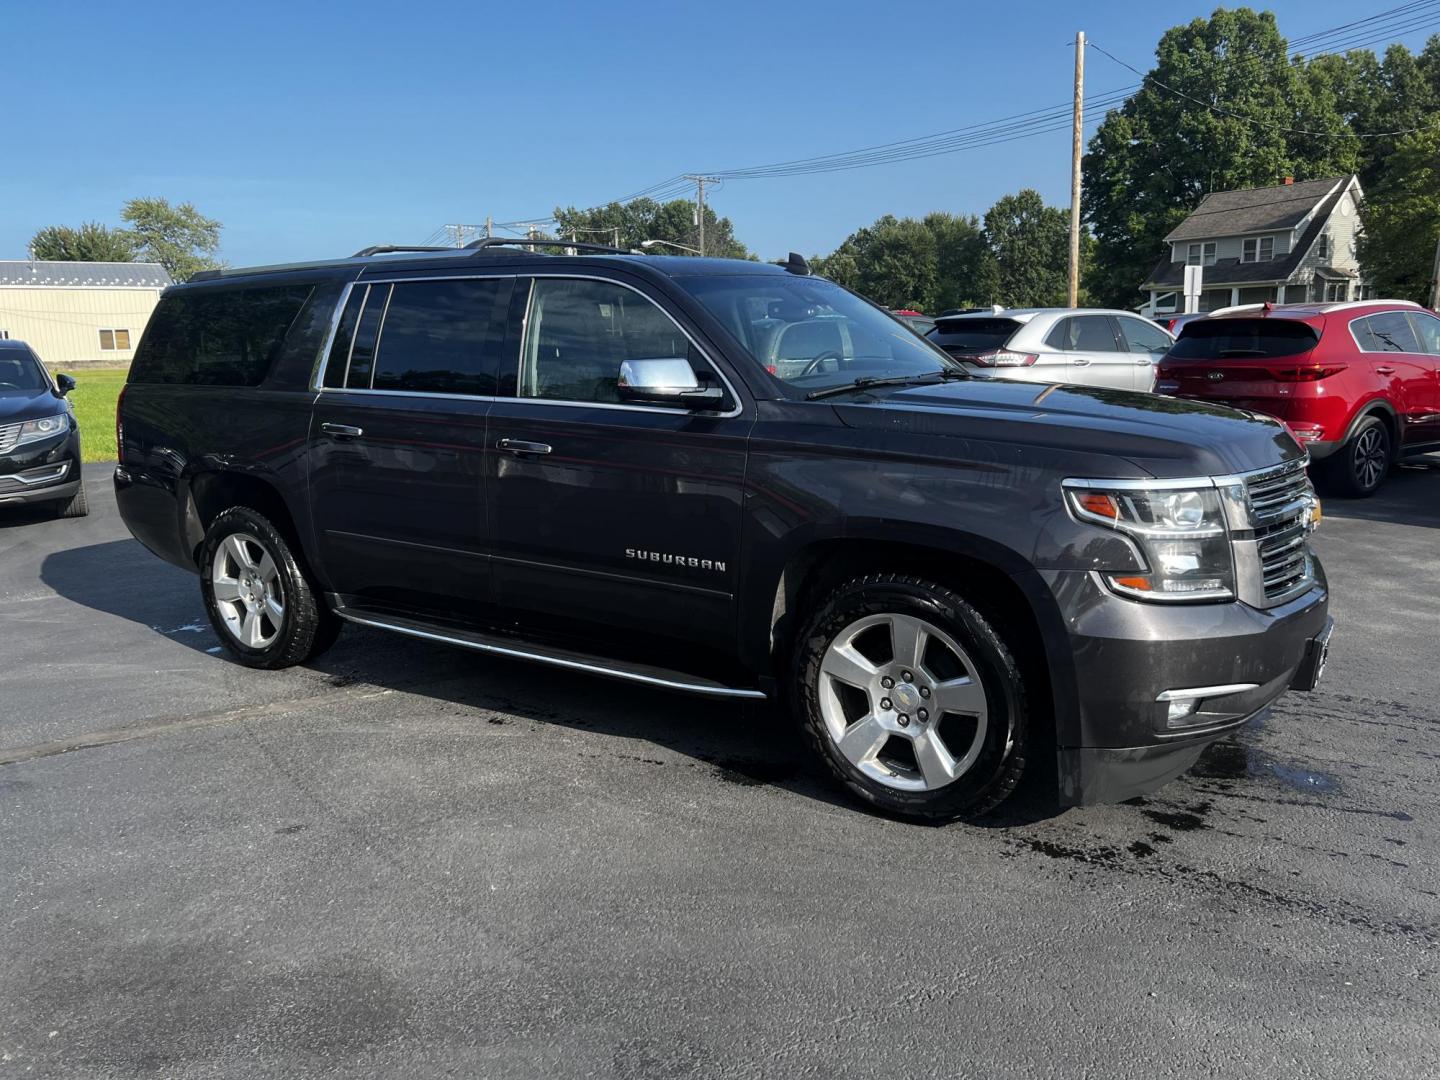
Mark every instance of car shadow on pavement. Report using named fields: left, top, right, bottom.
left=1317, top=456, right=1440, bottom=528
left=39, top=537, right=1066, bottom=826
left=39, top=539, right=221, bottom=653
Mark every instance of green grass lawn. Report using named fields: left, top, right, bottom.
left=63, top=367, right=128, bottom=462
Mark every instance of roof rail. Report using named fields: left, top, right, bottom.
left=351, top=244, right=457, bottom=258
left=463, top=237, right=630, bottom=255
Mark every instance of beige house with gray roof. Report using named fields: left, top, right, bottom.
left=0, top=260, right=171, bottom=367
left=1141, top=175, right=1368, bottom=316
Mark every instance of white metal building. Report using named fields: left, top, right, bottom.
left=0, top=260, right=171, bottom=366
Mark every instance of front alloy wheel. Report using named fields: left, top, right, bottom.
left=794, top=574, right=1028, bottom=822
left=817, top=612, right=989, bottom=793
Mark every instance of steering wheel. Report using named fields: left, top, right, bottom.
left=799, top=351, right=843, bottom=377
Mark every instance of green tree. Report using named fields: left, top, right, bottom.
left=982, top=189, right=1070, bottom=308
left=810, top=212, right=993, bottom=311
left=1082, top=8, right=1324, bottom=308
left=1357, top=120, right=1440, bottom=303
left=120, top=197, right=223, bottom=282
left=551, top=197, right=751, bottom=258
left=29, top=222, right=137, bottom=262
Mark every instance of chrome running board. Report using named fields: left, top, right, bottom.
left=331, top=606, right=767, bottom=700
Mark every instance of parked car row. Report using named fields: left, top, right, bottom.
left=911, top=299, right=1439, bottom=498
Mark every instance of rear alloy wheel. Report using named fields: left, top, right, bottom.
left=793, top=574, right=1027, bottom=822
left=199, top=507, right=340, bottom=669
left=1320, top=415, right=1390, bottom=498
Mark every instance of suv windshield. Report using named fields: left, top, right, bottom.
left=0, top=348, right=48, bottom=392
left=1168, top=320, right=1319, bottom=360
left=675, top=275, right=960, bottom=393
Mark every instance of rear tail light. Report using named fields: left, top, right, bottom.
left=115, top=383, right=127, bottom=464
left=1283, top=420, right=1326, bottom=443
left=972, top=350, right=1039, bottom=368
left=1270, top=364, right=1347, bottom=381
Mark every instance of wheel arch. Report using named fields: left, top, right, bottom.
left=182, top=469, right=310, bottom=571
left=1343, top=398, right=1399, bottom=449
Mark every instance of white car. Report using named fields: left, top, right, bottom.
left=925, top=308, right=1174, bottom=392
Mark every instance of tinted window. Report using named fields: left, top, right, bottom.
left=1046, top=315, right=1119, bottom=352
left=1409, top=311, right=1440, bottom=355
left=1117, top=317, right=1173, bottom=354
left=130, top=284, right=313, bottom=386
left=372, top=279, right=505, bottom=395
left=322, top=288, right=363, bottom=389
left=1169, top=319, right=1319, bottom=360
left=927, top=318, right=1020, bottom=353
left=521, top=278, right=700, bottom=404
left=0, top=348, right=47, bottom=391
left=1365, top=311, right=1421, bottom=354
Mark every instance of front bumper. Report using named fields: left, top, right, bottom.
left=0, top=444, right=81, bottom=506
left=1042, top=564, right=1331, bottom=806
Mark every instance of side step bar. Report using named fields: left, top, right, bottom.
left=331, top=605, right=767, bottom=700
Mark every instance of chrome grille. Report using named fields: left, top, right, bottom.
left=0, top=420, right=20, bottom=454
left=1247, top=460, right=1313, bottom=602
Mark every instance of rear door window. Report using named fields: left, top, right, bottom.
left=1405, top=311, right=1440, bottom=355
left=1168, top=320, right=1319, bottom=360
left=371, top=278, right=509, bottom=395
left=130, top=284, right=314, bottom=386
left=1365, top=311, right=1422, bottom=354
left=926, top=318, right=1020, bottom=354
left=1045, top=315, right=1120, bottom=352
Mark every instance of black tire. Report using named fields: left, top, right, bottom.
left=791, top=573, right=1028, bottom=823
left=55, top=480, right=88, bottom=518
left=199, top=506, right=340, bottom=669
left=1317, top=415, right=1390, bottom=498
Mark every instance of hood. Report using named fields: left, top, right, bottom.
left=0, top=388, right=65, bottom=425
left=832, top=378, right=1303, bottom=478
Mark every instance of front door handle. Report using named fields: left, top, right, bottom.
left=320, top=422, right=364, bottom=438
left=496, top=438, right=552, bottom=455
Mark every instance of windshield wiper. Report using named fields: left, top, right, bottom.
left=805, top=370, right=963, bottom=401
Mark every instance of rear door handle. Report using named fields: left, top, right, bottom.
left=320, top=422, right=364, bottom=438
left=1375, top=366, right=1396, bottom=376
left=1071, top=358, right=1092, bottom=367
left=496, top=438, right=552, bottom=455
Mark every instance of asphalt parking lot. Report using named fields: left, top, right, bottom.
left=3, top=462, right=1438, bottom=1079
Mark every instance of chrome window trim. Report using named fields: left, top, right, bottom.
left=310, top=271, right=745, bottom=418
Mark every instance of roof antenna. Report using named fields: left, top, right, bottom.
left=784, top=252, right=811, bottom=276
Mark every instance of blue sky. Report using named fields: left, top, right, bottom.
left=4, top=1, right=1434, bottom=267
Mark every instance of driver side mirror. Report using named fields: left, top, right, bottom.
left=55, top=373, right=76, bottom=396
left=617, top=357, right=725, bottom=408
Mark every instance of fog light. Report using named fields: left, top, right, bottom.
left=1166, top=698, right=1199, bottom=724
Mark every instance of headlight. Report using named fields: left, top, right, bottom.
left=1064, top=481, right=1235, bottom=602
left=13, top=413, right=69, bottom=448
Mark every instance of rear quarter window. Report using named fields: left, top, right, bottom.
left=926, top=318, right=1021, bottom=352
left=1168, top=319, right=1319, bottom=360
left=129, top=284, right=314, bottom=386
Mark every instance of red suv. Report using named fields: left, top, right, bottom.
left=1157, top=301, right=1440, bottom=497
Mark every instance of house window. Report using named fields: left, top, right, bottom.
left=1324, top=280, right=1349, bottom=302
left=1316, top=234, right=1329, bottom=261
left=99, top=328, right=132, bottom=351
left=0, top=330, right=9, bottom=340
left=1186, top=242, right=1216, bottom=267
left=1242, top=237, right=1274, bottom=263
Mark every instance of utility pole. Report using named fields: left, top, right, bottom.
left=685, top=175, right=716, bottom=256
left=485, top=216, right=493, bottom=239
left=1068, top=30, right=1085, bottom=309
left=444, top=223, right=480, bottom=247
